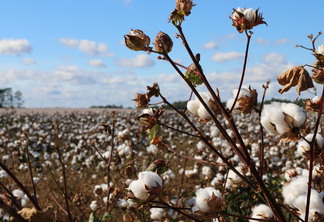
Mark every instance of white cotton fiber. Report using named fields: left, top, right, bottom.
left=195, top=187, right=221, bottom=213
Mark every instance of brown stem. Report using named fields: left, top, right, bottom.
left=304, top=85, right=324, bottom=222
left=0, top=161, right=42, bottom=211
left=53, top=121, right=73, bottom=222
left=230, top=31, right=252, bottom=113
left=23, top=135, right=38, bottom=207
left=106, top=112, right=116, bottom=212
left=169, top=25, right=287, bottom=220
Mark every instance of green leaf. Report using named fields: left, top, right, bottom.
left=88, top=212, right=101, bottom=222
left=101, top=212, right=113, bottom=220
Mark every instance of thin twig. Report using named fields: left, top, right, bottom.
left=304, top=85, right=324, bottom=222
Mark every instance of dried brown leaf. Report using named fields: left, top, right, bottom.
left=277, top=65, right=314, bottom=95
left=18, top=207, right=53, bottom=222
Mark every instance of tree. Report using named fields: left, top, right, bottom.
left=0, top=88, right=24, bottom=108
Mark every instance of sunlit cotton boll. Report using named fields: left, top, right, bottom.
left=150, top=208, right=165, bottom=220
left=147, top=144, right=159, bottom=155
left=296, top=133, right=324, bottom=157
left=187, top=92, right=216, bottom=121
left=194, top=187, right=222, bottom=213
left=12, top=189, right=25, bottom=200
left=282, top=176, right=308, bottom=207
left=261, top=102, right=306, bottom=135
left=128, top=171, right=163, bottom=201
left=292, top=189, right=324, bottom=217
left=249, top=204, right=273, bottom=221
left=90, top=200, right=98, bottom=211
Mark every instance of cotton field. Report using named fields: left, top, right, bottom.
left=0, top=107, right=323, bottom=221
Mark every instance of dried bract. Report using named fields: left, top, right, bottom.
left=176, top=0, right=195, bottom=16
left=277, top=65, right=314, bottom=95
left=154, top=31, right=173, bottom=54
left=230, top=7, right=267, bottom=33
left=124, top=29, right=151, bottom=51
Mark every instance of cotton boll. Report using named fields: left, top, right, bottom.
left=147, top=144, right=159, bottom=155
left=138, top=171, right=162, bottom=188
left=90, top=200, right=98, bottom=211
left=226, top=98, right=235, bottom=110
left=116, top=199, right=129, bottom=208
left=12, top=189, right=25, bottom=200
left=128, top=179, right=149, bottom=200
left=187, top=100, right=200, bottom=116
left=281, top=103, right=306, bottom=127
left=150, top=208, right=165, bottom=220
left=202, top=166, right=212, bottom=177
left=292, top=189, right=324, bottom=216
left=195, top=187, right=221, bottom=213
left=0, top=170, right=7, bottom=179
left=282, top=176, right=308, bottom=207
left=249, top=204, right=273, bottom=221
left=197, top=105, right=211, bottom=120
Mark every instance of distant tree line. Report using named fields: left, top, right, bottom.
left=0, top=88, right=24, bottom=108
left=90, top=104, right=124, bottom=108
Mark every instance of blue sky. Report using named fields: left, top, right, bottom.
left=0, top=0, right=323, bottom=108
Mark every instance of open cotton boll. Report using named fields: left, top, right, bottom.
left=138, top=171, right=162, bottom=188
left=90, top=200, right=98, bottom=211
left=292, top=189, right=324, bottom=216
left=249, top=204, right=273, bottom=221
left=195, top=187, right=221, bottom=213
left=261, top=103, right=288, bottom=135
left=187, top=100, right=200, bottom=116
left=226, top=98, right=235, bottom=110
left=281, top=103, right=306, bottom=127
left=282, top=176, right=308, bottom=207
left=150, top=208, right=165, bottom=220
left=128, top=179, right=149, bottom=200
left=12, top=189, right=25, bottom=200
left=296, top=133, right=324, bottom=157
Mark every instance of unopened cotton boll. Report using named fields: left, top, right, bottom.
left=249, top=204, right=273, bottom=221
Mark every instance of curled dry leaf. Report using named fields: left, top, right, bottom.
left=18, top=207, right=53, bottom=222
left=277, top=65, right=314, bottom=95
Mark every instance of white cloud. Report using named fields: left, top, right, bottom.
left=255, top=38, right=269, bottom=45
left=0, top=39, right=32, bottom=56
left=262, top=53, right=286, bottom=65
left=203, top=41, right=217, bottom=50
left=23, top=57, right=36, bottom=65
left=117, top=54, right=155, bottom=68
left=89, top=59, right=106, bottom=67
left=275, top=38, right=291, bottom=44
left=60, top=38, right=113, bottom=56
left=211, top=51, right=244, bottom=63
